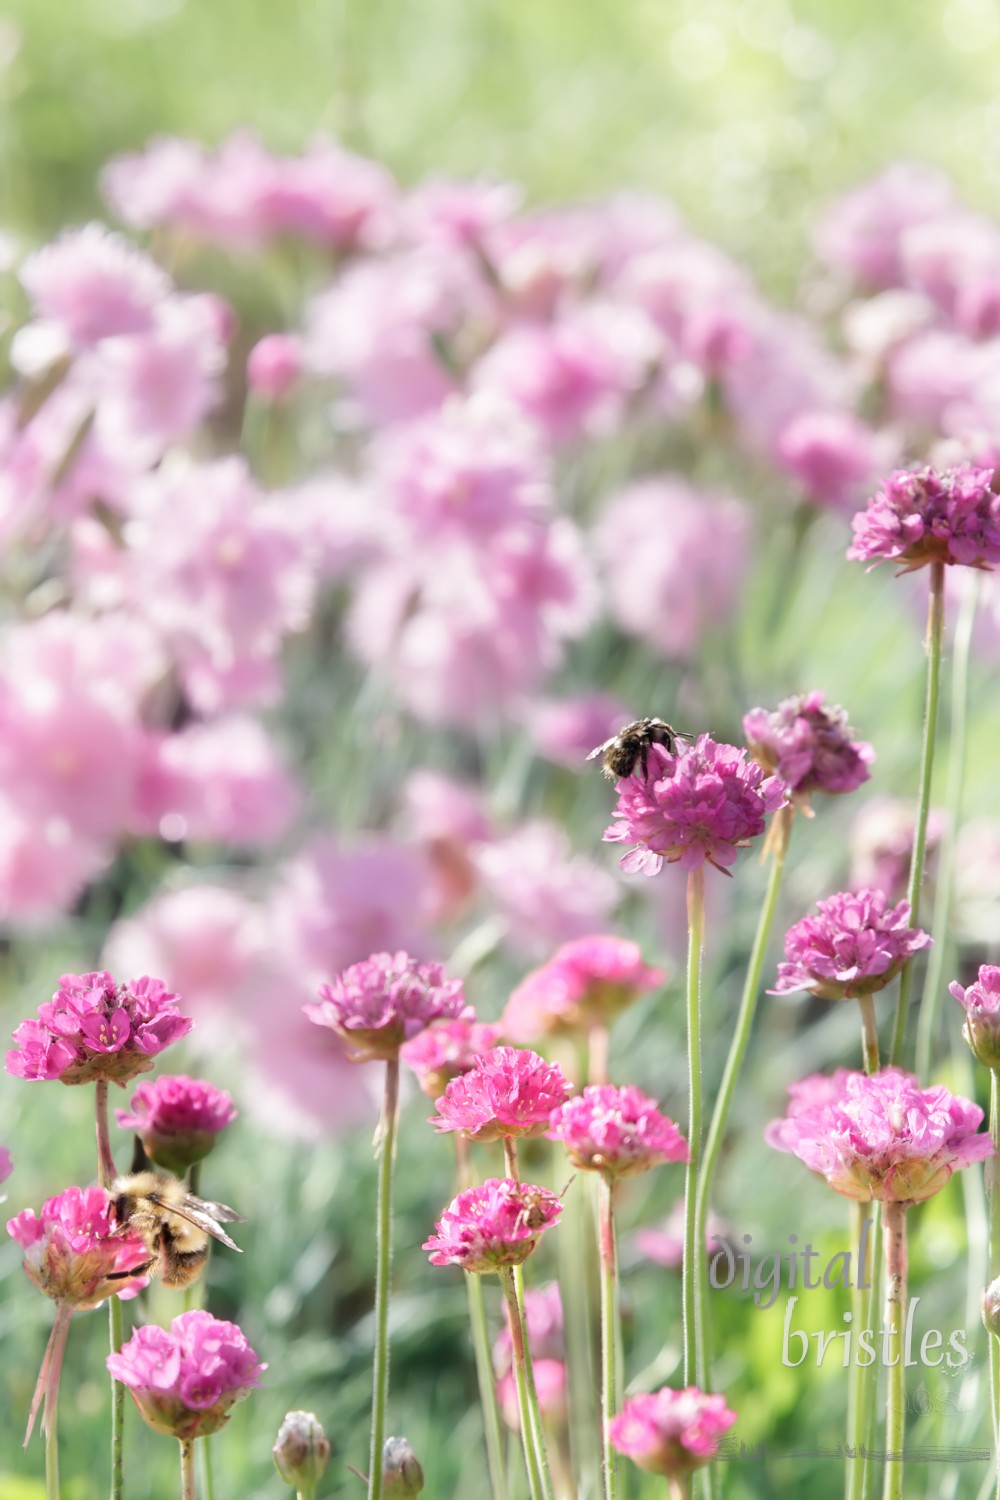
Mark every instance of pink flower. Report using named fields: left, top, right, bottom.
left=498, top=1361, right=567, bottom=1432
left=548, top=1085, right=688, bottom=1178
left=431, top=1045, right=572, bottom=1142
left=305, top=951, right=468, bottom=1063
left=770, top=889, right=931, bottom=1001
left=526, top=693, right=634, bottom=769
left=742, top=692, right=874, bottom=801
left=502, top=936, right=664, bottom=1043
left=848, top=797, right=946, bottom=903
left=950, top=965, right=1000, bottom=1069
left=115, top=1075, right=237, bottom=1173
left=19, top=224, right=170, bottom=349
left=399, top=770, right=491, bottom=921
left=609, top=1387, right=737, bottom=1476
left=765, top=1066, right=992, bottom=1203
left=6, top=971, right=192, bottom=1086
left=473, top=822, right=619, bottom=956
left=107, top=1309, right=265, bottom=1440
left=814, top=163, right=956, bottom=289
left=423, top=1177, right=562, bottom=1272
left=7, top=1185, right=149, bottom=1306
left=636, top=1199, right=729, bottom=1271
left=775, top=409, right=877, bottom=512
left=400, top=1017, right=502, bottom=1098
left=247, top=334, right=303, bottom=401
left=603, top=734, right=786, bottom=877
left=493, top=1281, right=564, bottom=1374
left=848, top=463, right=1000, bottom=572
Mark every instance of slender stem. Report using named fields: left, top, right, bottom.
left=368, top=1058, right=400, bottom=1500
left=857, top=994, right=881, bottom=1076
left=846, top=1201, right=874, bottom=1500
left=915, top=570, right=980, bottom=1081
left=882, top=1201, right=908, bottom=1500
left=683, top=867, right=706, bottom=1389
left=559, top=1172, right=600, bottom=1495
left=989, top=1071, right=1000, bottom=1496
left=466, top=1270, right=509, bottom=1500
left=95, top=1079, right=117, bottom=1189
left=201, top=1434, right=215, bottom=1500
left=503, top=1137, right=521, bottom=1183
left=668, top=1477, right=691, bottom=1500
left=859, top=1203, right=882, bottom=1500
left=180, top=1438, right=197, bottom=1500
left=588, top=1026, right=610, bottom=1087
left=598, top=1175, right=621, bottom=1500
left=499, top=1267, right=546, bottom=1500
left=514, top=1261, right=556, bottom=1500
left=98, top=1081, right=126, bottom=1500
left=889, top=559, right=945, bottom=1068
left=41, top=1303, right=73, bottom=1500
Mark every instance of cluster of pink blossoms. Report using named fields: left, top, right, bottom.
left=548, top=1085, right=688, bottom=1179
left=742, top=691, right=874, bottom=801
left=422, top=1178, right=563, bottom=1273
left=848, top=463, right=1000, bottom=572
left=400, top=1017, right=502, bottom=1098
left=7, top=1185, right=149, bottom=1306
left=502, top=934, right=663, bottom=1043
left=609, top=1387, right=737, bottom=1477
left=431, top=1045, right=572, bottom=1142
left=305, top=951, right=469, bottom=1062
left=770, top=889, right=931, bottom=1001
left=115, top=1074, right=237, bottom=1173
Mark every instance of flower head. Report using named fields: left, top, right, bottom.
left=848, top=463, right=1000, bottom=573
left=400, top=1016, right=502, bottom=1098
left=765, top=1066, right=992, bottom=1204
left=603, top=734, right=786, bottom=877
left=423, top=1177, right=562, bottom=1272
left=609, top=1386, right=737, bottom=1477
left=430, top=1045, right=572, bottom=1142
left=770, top=889, right=931, bottom=1001
left=6, top=972, right=192, bottom=1086
left=272, top=1411, right=332, bottom=1491
left=107, top=1309, right=265, bottom=1440
left=382, top=1436, right=425, bottom=1497
left=115, top=1075, right=237, bottom=1174
left=950, top=965, right=1000, bottom=1069
left=503, top=935, right=664, bottom=1043
left=304, top=951, right=468, bottom=1062
left=742, top=692, right=874, bottom=801
left=7, top=1185, right=149, bottom=1306
left=548, top=1085, right=688, bottom=1178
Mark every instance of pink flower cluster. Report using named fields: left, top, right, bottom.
left=848, top=463, right=1000, bottom=572
left=765, top=1067, right=992, bottom=1204
left=115, top=1074, right=237, bottom=1173
left=6, top=970, right=192, bottom=1086
left=400, top=1017, right=502, bottom=1098
left=305, top=950, right=468, bottom=1062
left=608, top=1386, right=737, bottom=1477
left=107, top=1308, right=265, bottom=1440
left=548, top=1085, right=688, bottom=1178
left=423, top=1178, right=562, bottom=1273
left=950, top=964, right=1000, bottom=1068
left=742, top=691, right=874, bottom=800
left=431, top=1045, right=572, bottom=1142
left=503, top=935, right=664, bottom=1043
left=770, top=889, right=931, bottom=1001
left=7, top=1185, right=149, bottom=1307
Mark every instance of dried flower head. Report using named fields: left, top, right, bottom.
left=742, top=692, right=874, bottom=802
left=848, top=463, right=1000, bottom=573
left=304, top=951, right=468, bottom=1063
left=502, top=935, right=664, bottom=1043
left=400, top=1016, right=502, bottom=1098
left=272, top=1410, right=332, bottom=1491
left=107, top=1309, right=265, bottom=1440
left=548, top=1085, right=688, bottom=1178
left=115, top=1075, right=237, bottom=1174
left=608, top=1386, right=737, bottom=1477
left=423, top=1177, right=562, bottom=1273
left=7, top=1184, right=149, bottom=1307
left=769, top=889, right=931, bottom=1001
left=950, top=965, right=1000, bottom=1070
left=430, top=1045, right=572, bottom=1142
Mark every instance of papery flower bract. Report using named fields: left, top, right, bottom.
left=765, top=1066, right=992, bottom=1204
left=548, top=1085, right=688, bottom=1178
left=608, top=1386, right=737, bottom=1477
left=304, top=950, right=468, bottom=1062
left=770, top=889, right=931, bottom=1001
left=7, top=1185, right=149, bottom=1306
left=848, top=463, right=1000, bottom=572
left=115, top=1074, right=237, bottom=1174
left=603, top=734, right=786, bottom=877
left=950, top=965, right=1000, bottom=1069
left=107, top=1308, right=265, bottom=1440
left=423, top=1177, right=562, bottom=1272
left=742, top=692, right=874, bottom=801
left=430, top=1045, right=571, bottom=1142
left=6, top=970, right=192, bottom=1086
left=400, top=1016, right=502, bottom=1098
left=503, top=935, right=664, bottom=1043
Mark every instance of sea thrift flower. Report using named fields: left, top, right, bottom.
left=765, top=1066, right=992, bottom=1204
left=742, top=692, right=874, bottom=802
left=6, top=971, right=192, bottom=1086
left=775, top=409, right=876, bottom=512
left=272, top=1410, right=332, bottom=1491
left=608, top=1386, right=737, bottom=1477
left=950, top=965, right=1000, bottom=1069
left=400, top=1017, right=502, bottom=1098
left=423, top=1177, right=562, bottom=1271
left=603, top=734, right=785, bottom=876
left=770, top=889, right=931, bottom=1001
left=849, top=797, right=945, bottom=902
left=548, top=1085, right=688, bottom=1178
left=115, top=1074, right=237, bottom=1174
left=848, top=463, right=1000, bottom=572
left=304, top=951, right=468, bottom=1062
left=382, top=1436, right=425, bottom=1497
left=19, top=223, right=170, bottom=348
left=107, top=1309, right=265, bottom=1439
left=503, top=935, right=664, bottom=1043
left=7, top=1184, right=149, bottom=1305
left=473, top=821, right=619, bottom=956
left=247, top=334, right=303, bottom=401
left=430, top=1045, right=571, bottom=1142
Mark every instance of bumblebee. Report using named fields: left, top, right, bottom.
left=110, top=1171, right=244, bottom=1289
left=587, top=717, right=685, bottom=781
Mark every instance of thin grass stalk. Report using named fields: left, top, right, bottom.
left=368, top=1057, right=400, bottom=1500
left=683, top=867, right=705, bottom=1389
left=989, top=1071, right=1000, bottom=1500
left=598, top=1175, right=621, bottom=1500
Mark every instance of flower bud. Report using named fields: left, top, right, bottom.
left=382, top=1436, right=424, bottom=1496
left=272, top=1410, right=332, bottom=1490
left=984, top=1277, right=1000, bottom=1338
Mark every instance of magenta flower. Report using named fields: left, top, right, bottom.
left=548, top=1086, right=688, bottom=1179
left=7, top=1185, right=149, bottom=1307
left=742, top=692, right=874, bottom=801
left=115, top=1074, right=237, bottom=1174
left=246, top=334, right=303, bottom=402
left=770, top=889, right=931, bottom=1001
left=423, top=1177, right=562, bottom=1272
left=6, top=971, right=193, bottom=1086
left=848, top=463, right=1000, bottom=573
left=950, top=964, right=1000, bottom=1069
left=603, top=734, right=786, bottom=877
left=430, top=1045, right=572, bottom=1142
left=765, top=1066, right=992, bottom=1204
left=502, top=935, right=664, bottom=1044
left=107, top=1309, right=265, bottom=1440
left=608, top=1386, right=737, bottom=1477
left=400, top=1017, right=502, bottom=1099
left=304, top=951, right=468, bottom=1063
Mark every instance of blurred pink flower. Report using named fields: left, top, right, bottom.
left=431, top=1045, right=571, bottom=1142
left=814, top=163, right=956, bottom=289
left=609, top=1387, right=737, bottom=1477
left=848, top=463, right=1000, bottom=572
left=526, top=692, right=633, bottom=769
left=402, top=176, right=521, bottom=248
left=399, top=770, right=492, bottom=922
left=548, top=1085, right=688, bottom=1178
left=400, top=1016, right=502, bottom=1099
left=636, top=1199, right=729, bottom=1271
left=0, top=1146, right=11, bottom=1186
left=247, top=334, right=303, bottom=401
left=493, top=1281, right=564, bottom=1374
left=770, top=889, right=930, bottom=1001
left=305, top=950, right=468, bottom=1063
left=775, top=409, right=877, bottom=512
left=848, top=797, right=945, bottom=904
left=498, top=1360, right=567, bottom=1432
left=502, top=935, right=663, bottom=1043
left=107, top=1309, right=265, bottom=1440
left=423, top=1177, right=562, bottom=1272
left=613, top=238, right=755, bottom=375
left=742, top=691, right=874, bottom=801
left=473, top=821, right=619, bottom=956
left=19, top=223, right=170, bottom=348
left=115, top=1074, right=237, bottom=1173
left=901, top=214, right=1000, bottom=338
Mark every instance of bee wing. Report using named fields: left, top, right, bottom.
left=586, top=736, right=616, bottom=762
left=149, top=1191, right=244, bottom=1252
left=194, top=1196, right=246, bottom=1225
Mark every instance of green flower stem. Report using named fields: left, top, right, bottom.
left=989, top=1071, right=1000, bottom=1499
left=466, top=1270, right=509, bottom=1500
left=180, top=1437, right=197, bottom=1500
left=368, top=1057, right=400, bottom=1500
left=857, top=994, right=881, bottom=1077
left=915, top=569, right=980, bottom=1082
left=97, top=1080, right=126, bottom=1500
left=558, top=1168, right=600, bottom=1494
left=513, top=1260, right=556, bottom=1500
left=95, top=1079, right=118, bottom=1189
left=201, top=1434, right=215, bottom=1500
left=683, top=867, right=706, bottom=1390
left=598, top=1175, right=621, bottom=1500
left=881, top=1201, right=907, bottom=1500
left=499, top=1266, right=546, bottom=1500
left=846, top=1201, right=875, bottom=1500
left=668, top=1479, right=691, bottom=1500
left=588, top=1025, right=610, bottom=1087
left=859, top=1204, right=882, bottom=1500
left=889, top=559, right=945, bottom=1069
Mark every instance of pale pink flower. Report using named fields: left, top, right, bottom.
left=884, top=328, right=983, bottom=431
left=901, top=214, right=1000, bottom=338
left=849, top=463, right=1000, bottom=572
left=0, top=798, right=110, bottom=923
left=814, top=163, right=956, bottom=289
left=402, top=177, right=521, bottom=248
left=247, top=334, right=303, bottom=401
left=609, top=1387, right=737, bottom=1476
left=431, top=1045, right=571, bottom=1142
left=398, top=771, right=491, bottom=922
left=770, top=889, right=931, bottom=1001
left=8, top=1184, right=149, bottom=1306
left=742, top=691, right=874, bottom=801
left=765, top=1066, right=992, bottom=1203
left=950, top=965, right=1000, bottom=1069
left=775, top=409, right=877, bottom=512
left=636, top=1199, right=729, bottom=1271
left=115, top=1075, right=237, bottom=1173
left=19, top=224, right=169, bottom=348
left=498, top=1362, right=567, bottom=1432
left=423, top=1177, right=562, bottom=1272
left=526, top=693, right=634, bottom=769
left=493, top=1281, right=564, bottom=1374
left=848, top=797, right=946, bottom=904
left=613, top=238, right=755, bottom=375
left=548, top=1085, right=688, bottom=1178
left=400, top=1017, right=502, bottom=1099
left=502, top=935, right=663, bottom=1043
left=721, top=309, right=852, bottom=458
left=305, top=951, right=468, bottom=1063
left=474, top=822, right=619, bottom=956
left=107, top=1309, right=265, bottom=1440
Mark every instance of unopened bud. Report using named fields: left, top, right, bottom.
left=983, top=1278, right=1000, bottom=1338
left=382, top=1435, right=424, bottom=1496
left=273, top=1410, right=332, bottom=1491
